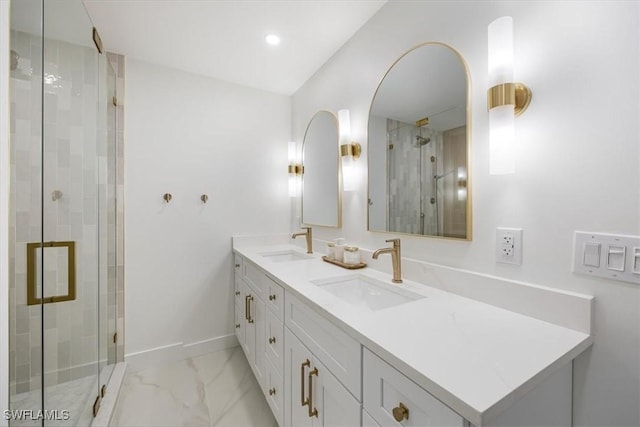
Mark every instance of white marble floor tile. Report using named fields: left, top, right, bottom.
left=192, top=347, right=278, bottom=427
left=111, top=346, right=277, bottom=427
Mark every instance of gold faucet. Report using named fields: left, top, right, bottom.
left=372, top=238, right=402, bottom=283
left=291, top=226, right=313, bottom=254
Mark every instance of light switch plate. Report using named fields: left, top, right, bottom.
left=573, top=231, right=640, bottom=285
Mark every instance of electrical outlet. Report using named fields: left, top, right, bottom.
left=496, top=227, right=523, bottom=265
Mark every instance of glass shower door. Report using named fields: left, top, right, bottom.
left=41, top=0, right=102, bottom=424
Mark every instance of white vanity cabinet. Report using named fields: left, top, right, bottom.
left=284, top=327, right=361, bottom=427
left=232, top=245, right=586, bottom=427
left=234, top=255, right=286, bottom=426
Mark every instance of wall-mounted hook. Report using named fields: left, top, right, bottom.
left=52, top=190, right=63, bottom=202
left=163, top=193, right=172, bottom=203
left=201, top=194, right=208, bottom=204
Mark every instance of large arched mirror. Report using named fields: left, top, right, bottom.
left=302, top=111, right=341, bottom=227
left=368, top=43, right=471, bottom=239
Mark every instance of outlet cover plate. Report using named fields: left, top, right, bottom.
left=496, top=227, right=523, bottom=265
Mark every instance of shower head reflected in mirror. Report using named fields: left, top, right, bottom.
left=415, top=135, right=431, bottom=146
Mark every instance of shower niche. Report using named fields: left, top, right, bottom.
left=368, top=43, right=471, bottom=239
left=8, top=0, right=122, bottom=424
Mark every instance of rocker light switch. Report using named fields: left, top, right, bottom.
left=583, top=243, right=601, bottom=267
left=633, top=247, right=640, bottom=275
left=606, top=245, right=626, bottom=272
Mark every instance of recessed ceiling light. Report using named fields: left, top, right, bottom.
left=265, top=34, right=281, bottom=46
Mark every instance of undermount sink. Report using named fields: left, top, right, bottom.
left=310, top=274, right=424, bottom=311
left=260, top=250, right=312, bottom=262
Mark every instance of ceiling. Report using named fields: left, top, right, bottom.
left=82, top=0, right=387, bottom=95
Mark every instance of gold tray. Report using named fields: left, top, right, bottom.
left=322, top=256, right=367, bottom=270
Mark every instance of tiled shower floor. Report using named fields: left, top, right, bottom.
left=9, top=375, right=96, bottom=427
left=111, top=346, right=277, bottom=427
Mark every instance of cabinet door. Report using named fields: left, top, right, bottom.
left=285, top=328, right=313, bottom=427
left=240, top=280, right=254, bottom=359
left=311, top=354, right=361, bottom=427
left=253, top=295, right=266, bottom=391
left=285, top=328, right=360, bottom=427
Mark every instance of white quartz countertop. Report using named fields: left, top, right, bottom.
left=233, top=243, right=593, bottom=426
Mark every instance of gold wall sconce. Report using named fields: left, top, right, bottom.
left=288, top=141, right=303, bottom=197
left=487, top=16, right=532, bottom=175
left=201, top=194, right=209, bottom=203
left=338, top=109, right=361, bottom=192
left=163, top=193, right=172, bottom=203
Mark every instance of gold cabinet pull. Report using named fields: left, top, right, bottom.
left=269, top=337, right=276, bottom=344
left=269, top=294, right=276, bottom=301
left=245, top=295, right=250, bottom=321
left=392, top=402, right=409, bottom=422
left=269, top=387, right=276, bottom=396
left=247, top=295, right=254, bottom=323
left=308, top=367, right=319, bottom=418
left=300, top=359, right=310, bottom=406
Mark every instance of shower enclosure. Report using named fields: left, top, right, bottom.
left=386, top=118, right=467, bottom=238
left=8, top=0, right=119, bottom=425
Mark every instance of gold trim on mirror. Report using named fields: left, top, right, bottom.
left=367, top=42, right=472, bottom=241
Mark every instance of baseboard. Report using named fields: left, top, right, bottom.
left=125, top=334, right=238, bottom=372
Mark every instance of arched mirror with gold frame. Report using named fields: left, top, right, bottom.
left=302, top=110, right=342, bottom=227
left=368, top=43, right=471, bottom=240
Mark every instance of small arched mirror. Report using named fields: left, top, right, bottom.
left=368, top=43, right=471, bottom=239
left=302, top=111, right=341, bottom=227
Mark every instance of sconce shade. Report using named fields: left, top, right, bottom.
left=488, top=16, right=514, bottom=86
left=338, top=109, right=359, bottom=191
left=487, top=16, right=530, bottom=175
left=288, top=141, right=302, bottom=197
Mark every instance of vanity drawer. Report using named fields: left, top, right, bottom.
left=265, top=357, right=284, bottom=427
left=243, top=260, right=263, bottom=298
left=234, top=253, right=243, bottom=274
left=363, top=348, right=464, bottom=427
left=234, top=276, right=242, bottom=307
left=265, top=308, right=284, bottom=374
left=285, top=291, right=361, bottom=400
left=264, top=275, right=284, bottom=319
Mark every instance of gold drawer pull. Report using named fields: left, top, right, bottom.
left=392, top=402, right=409, bottom=422
left=269, top=387, right=276, bottom=396
left=269, top=294, right=276, bottom=301
left=300, top=359, right=310, bottom=406
left=269, top=337, right=276, bottom=344
left=308, top=367, right=318, bottom=418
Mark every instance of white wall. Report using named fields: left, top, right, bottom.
left=1, top=0, right=10, bottom=422
left=124, top=59, right=291, bottom=366
left=292, top=1, right=640, bottom=426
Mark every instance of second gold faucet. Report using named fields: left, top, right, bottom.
left=292, top=226, right=313, bottom=254
left=372, top=238, right=402, bottom=283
